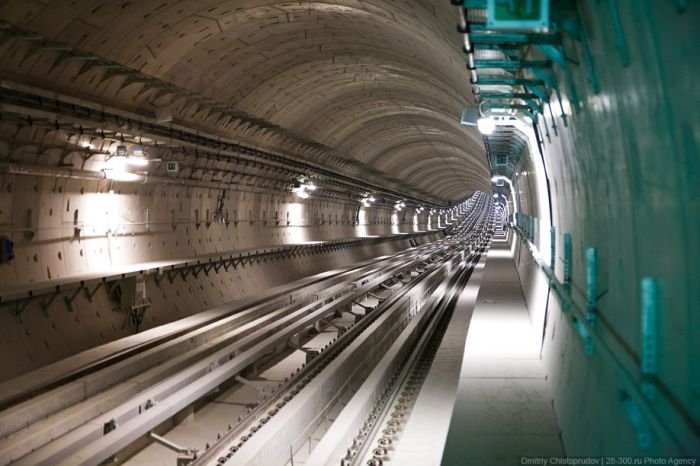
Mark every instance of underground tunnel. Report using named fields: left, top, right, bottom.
left=0, top=1, right=697, bottom=465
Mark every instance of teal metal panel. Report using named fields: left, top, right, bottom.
left=468, top=32, right=560, bottom=44
left=486, top=0, right=551, bottom=31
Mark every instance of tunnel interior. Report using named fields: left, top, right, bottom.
left=0, top=1, right=697, bottom=465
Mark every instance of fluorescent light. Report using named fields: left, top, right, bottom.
left=296, top=191, right=310, bottom=199
left=361, top=196, right=375, bottom=207
left=477, top=117, right=496, bottom=135
left=305, top=182, right=317, bottom=191
left=105, top=156, right=127, bottom=171
left=103, top=169, right=142, bottom=182
left=126, top=156, right=148, bottom=167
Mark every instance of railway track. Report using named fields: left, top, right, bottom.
left=193, top=195, right=494, bottom=466
left=0, top=193, right=494, bottom=466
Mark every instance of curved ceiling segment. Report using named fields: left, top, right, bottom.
left=0, top=0, right=489, bottom=201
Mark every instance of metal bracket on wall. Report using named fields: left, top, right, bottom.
left=585, top=247, right=598, bottom=327
left=620, top=389, right=653, bottom=449
left=512, top=226, right=700, bottom=452
left=83, top=281, right=104, bottom=302
left=640, top=277, right=659, bottom=400
left=62, top=285, right=85, bottom=312
left=607, top=0, right=631, bottom=67
left=563, top=232, right=572, bottom=292
left=40, top=290, right=60, bottom=314
left=13, top=299, right=30, bottom=317
left=573, top=316, right=595, bottom=355
left=0, top=233, right=438, bottom=316
left=550, top=226, right=556, bottom=269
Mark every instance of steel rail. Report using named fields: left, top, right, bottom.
left=7, top=246, right=442, bottom=466
left=193, top=206, right=493, bottom=466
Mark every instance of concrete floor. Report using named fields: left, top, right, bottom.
left=441, top=238, right=564, bottom=465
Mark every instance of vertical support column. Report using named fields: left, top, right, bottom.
left=563, top=233, right=572, bottom=292
left=586, top=247, right=598, bottom=327
left=641, top=277, right=658, bottom=400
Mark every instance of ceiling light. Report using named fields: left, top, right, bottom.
left=477, top=117, right=496, bottom=135
left=296, top=191, right=310, bottom=199
left=305, top=182, right=317, bottom=191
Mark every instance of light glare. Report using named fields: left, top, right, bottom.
left=477, top=117, right=496, bottom=135
left=126, top=156, right=148, bottom=167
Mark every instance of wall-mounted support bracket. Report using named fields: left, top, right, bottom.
left=573, top=316, right=594, bottom=355
left=63, top=285, right=85, bottom=312
left=166, top=269, right=178, bottom=284
left=40, top=290, right=60, bottom=314
left=13, top=299, right=30, bottom=317
left=550, top=226, right=556, bottom=270
left=546, top=102, right=559, bottom=136
left=563, top=233, right=572, bottom=293
left=83, top=281, right=104, bottom=301
left=191, top=265, right=203, bottom=278
left=553, top=86, right=571, bottom=125
left=586, top=247, right=598, bottom=327
left=607, top=0, right=631, bottom=67
left=619, top=389, right=653, bottom=449
left=641, top=277, right=659, bottom=400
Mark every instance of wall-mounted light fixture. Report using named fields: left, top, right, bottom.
left=361, top=195, right=376, bottom=208
left=126, top=155, right=149, bottom=167
left=292, top=179, right=317, bottom=199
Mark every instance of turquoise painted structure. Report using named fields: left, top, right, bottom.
left=454, top=0, right=699, bottom=457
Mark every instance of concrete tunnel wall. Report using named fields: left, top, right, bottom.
left=0, top=1, right=485, bottom=380
left=510, top=1, right=699, bottom=457
left=0, top=0, right=697, bottom=460
left=0, top=156, right=446, bottom=378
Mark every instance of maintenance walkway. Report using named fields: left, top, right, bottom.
left=394, top=236, right=565, bottom=465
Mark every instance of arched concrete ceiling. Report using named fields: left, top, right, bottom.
left=0, top=0, right=490, bottom=201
